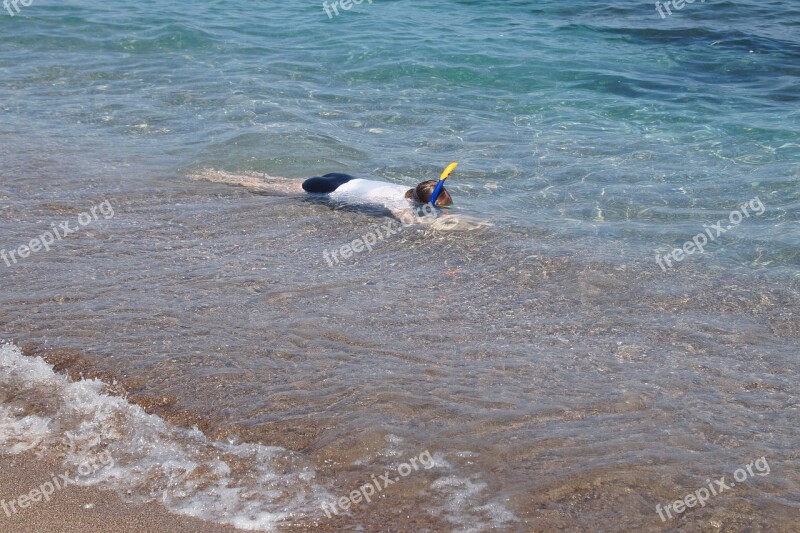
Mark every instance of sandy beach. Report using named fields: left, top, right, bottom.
left=0, top=454, right=236, bottom=533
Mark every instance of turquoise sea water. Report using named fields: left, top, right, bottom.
left=1, top=1, right=800, bottom=531
left=2, top=0, right=799, bottom=269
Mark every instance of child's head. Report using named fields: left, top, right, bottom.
left=405, top=180, right=453, bottom=207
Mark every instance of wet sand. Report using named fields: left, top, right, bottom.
left=0, top=454, right=235, bottom=533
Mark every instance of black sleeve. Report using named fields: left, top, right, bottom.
left=301, top=173, right=356, bottom=193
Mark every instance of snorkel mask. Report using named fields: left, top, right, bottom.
left=429, top=162, right=458, bottom=206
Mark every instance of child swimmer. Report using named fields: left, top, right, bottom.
left=190, top=163, right=468, bottom=227
left=302, top=173, right=452, bottom=209
left=300, top=162, right=456, bottom=221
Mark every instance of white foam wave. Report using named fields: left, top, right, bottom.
left=428, top=474, right=518, bottom=532
left=0, top=342, right=327, bottom=531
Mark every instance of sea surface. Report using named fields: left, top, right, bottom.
left=1, top=0, right=799, bottom=531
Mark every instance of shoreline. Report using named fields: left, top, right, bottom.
left=0, top=453, right=236, bottom=533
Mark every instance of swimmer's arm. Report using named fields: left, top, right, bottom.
left=389, top=207, right=457, bottom=228
left=389, top=207, right=436, bottom=225
left=390, top=207, right=492, bottom=231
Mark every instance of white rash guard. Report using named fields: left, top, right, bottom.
left=328, top=178, right=413, bottom=211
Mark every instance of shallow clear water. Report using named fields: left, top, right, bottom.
left=1, top=0, right=799, bottom=531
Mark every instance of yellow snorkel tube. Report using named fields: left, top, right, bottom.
left=429, top=162, right=458, bottom=206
